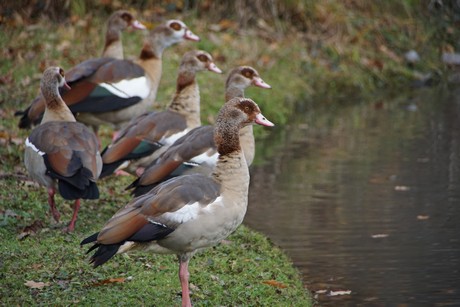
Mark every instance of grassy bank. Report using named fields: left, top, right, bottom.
left=0, top=8, right=312, bottom=306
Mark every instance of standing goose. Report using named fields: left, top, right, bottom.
left=16, top=20, right=199, bottom=134
left=81, top=97, right=274, bottom=307
left=16, top=10, right=146, bottom=128
left=128, top=66, right=271, bottom=196
left=102, top=10, right=146, bottom=59
left=99, top=50, right=222, bottom=178
left=24, top=67, right=102, bottom=232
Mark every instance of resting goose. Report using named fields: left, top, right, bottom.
left=128, top=66, right=271, bottom=196
left=81, top=97, right=274, bottom=307
left=24, top=67, right=102, bottom=232
left=99, top=50, right=222, bottom=178
left=16, top=19, right=199, bottom=134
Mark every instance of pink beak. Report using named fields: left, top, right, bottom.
left=184, top=29, right=200, bottom=41
left=131, top=20, right=147, bottom=30
left=255, top=113, right=274, bottom=127
left=64, top=81, right=71, bottom=90
left=208, top=63, right=223, bottom=74
left=253, top=77, right=271, bottom=89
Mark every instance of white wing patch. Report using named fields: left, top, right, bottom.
left=159, top=129, right=191, bottom=146
left=190, top=151, right=218, bottom=166
left=161, top=196, right=223, bottom=224
left=25, top=138, right=45, bottom=156
left=99, top=76, right=150, bottom=99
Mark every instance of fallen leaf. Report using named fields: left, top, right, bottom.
left=417, top=215, right=430, bottom=220
left=17, top=220, right=44, bottom=240
left=262, top=280, right=288, bottom=289
left=24, top=280, right=50, bottom=289
left=92, top=277, right=126, bottom=286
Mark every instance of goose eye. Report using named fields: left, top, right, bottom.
left=197, top=54, right=208, bottom=62
left=59, top=68, right=65, bottom=77
left=244, top=106, right=250, bottom=112
left=121, top=13, right=132, bottom=22
left=170, top=22, right=182, bottom=31
left=241, top=68, right=253, bottom=78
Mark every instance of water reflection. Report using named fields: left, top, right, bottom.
left=245, top=88, right=460, bottom=306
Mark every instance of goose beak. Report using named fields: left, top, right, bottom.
left=64, top=81, right=71, bottom=90
left=131, top=20, right=147, bottom=30
left=184, top=29, right=200, bottom=41
left=208, top=63, right=223, bottom=74
left=253, top=77, right=271, bottom=89
left=255, top=113, right=274, bottom=127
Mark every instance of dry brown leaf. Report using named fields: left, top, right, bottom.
left=92, top=277, right=126, bottom=286
left=24, top=280, right=50, bottom=289
left=262, top=280, right=288, bottom=289
left=17, top=220, right=44, bottom=240
left=417, top=215, right=430, bottom=220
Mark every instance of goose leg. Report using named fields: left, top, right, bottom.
left=178, top=256, right=192, bottom=307
left=65, top=199, right=81, bottom=232
left=47, top=187, right=60, bottom=222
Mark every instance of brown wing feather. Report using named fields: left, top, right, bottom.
left=97, top=174, right=221, bottom=245
left=89, top=59, right=145, bottom=84
left=29, top=121, right=100, bottom=178
left=101, top=111, right=187, bottom=163
left=61, top=81, right=97, bottom=105
left=138, top=159, right=183, bottom=185
left=137, top=125, right=215, bottom=186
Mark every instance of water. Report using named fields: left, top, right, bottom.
left=244, top=88, right=460, bottom=306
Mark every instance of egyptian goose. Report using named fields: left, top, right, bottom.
left=81, top=97, right=274, bottom=307
left=102, top=10, right=146, bottom=59
left=16, top=20, right=199, bottom=134
left=16, top=11, right=145, bottom=128
left=98, top=50, right=222, bottom=178
left=24, top=67, right=102, bottom=232
left=128, top=66, right=271, bottom=196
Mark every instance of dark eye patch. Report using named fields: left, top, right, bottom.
left=170, top=22, right=182, bottom=31
left=241, top=68, right=254, bottom=78
left=121, top=12, right=133, bottom=22
left=197, top=54, right=208, bottom=62
left=59, top=68, right=65, bottom=78
left=238, top=99, right=255, bottom=114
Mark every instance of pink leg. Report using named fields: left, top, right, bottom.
left=47, top=187, right=60, bottom=222
left=179, top=257, right=192, bottom=307
left=114, top=169, right=133, bottom=176
left=65, top=199, right=80, bottom=232
left=135, top=167, right=145, bottom=177
left=112, top=130, right=120, bottom=141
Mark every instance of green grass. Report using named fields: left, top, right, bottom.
left=0, top=172, right=310, bottom=306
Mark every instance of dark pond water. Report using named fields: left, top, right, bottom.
left=245, top=88, right=460, bottom=306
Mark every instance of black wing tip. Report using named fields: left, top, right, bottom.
left=131, top=184, right=156, bottom=197
left=58, top=180, right=100, bottom=200
left=88, top=244, right=121, bottom=267
left=125, top=177, right=140, bottom=190
left=81, top=232, right=99, bottom=246
left=81, top=232, right=121, bottom=267
left=100, top=161, right=125, bottom=178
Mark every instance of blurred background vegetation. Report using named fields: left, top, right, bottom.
left=1, top=0, right=460, bottom=127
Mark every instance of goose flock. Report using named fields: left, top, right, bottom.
left=18, top=10, right=275, bottom=307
